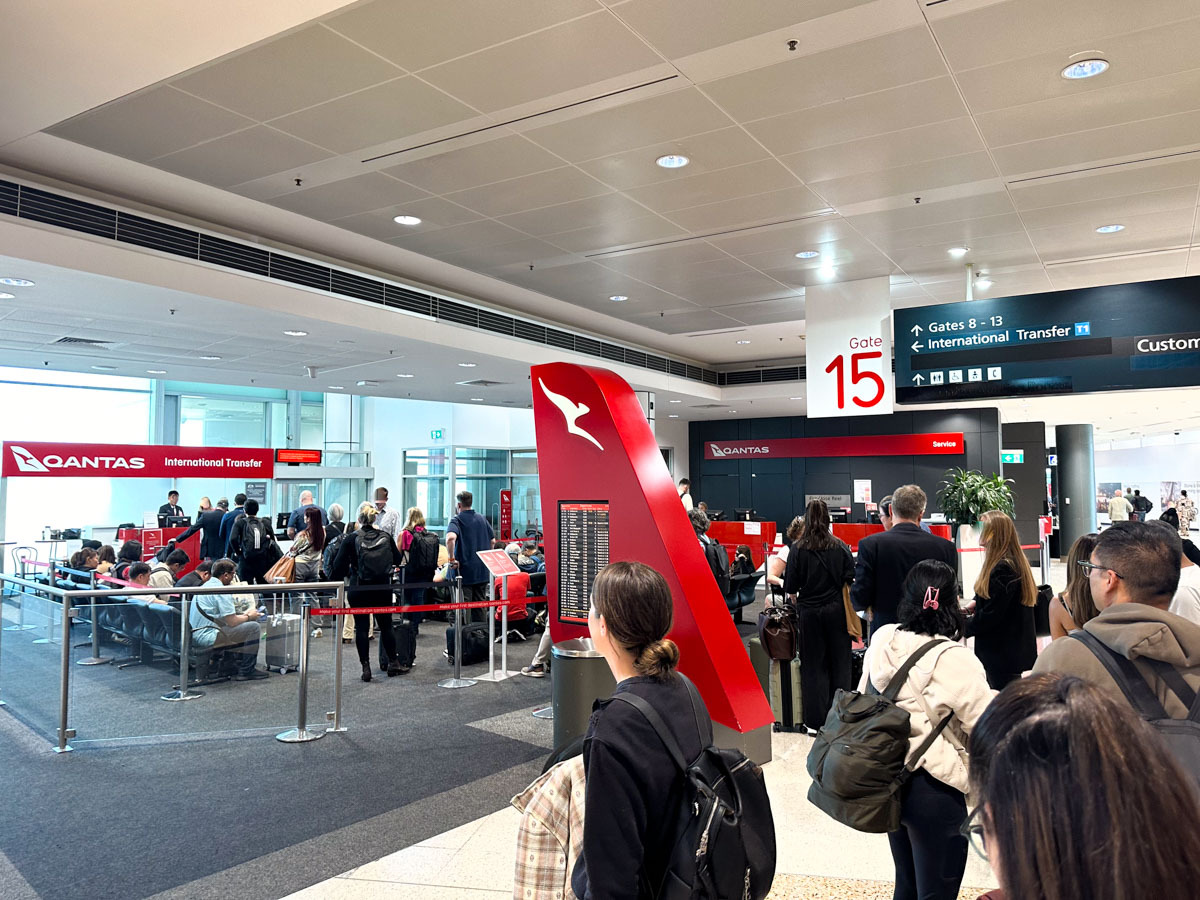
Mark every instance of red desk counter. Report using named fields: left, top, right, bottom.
left=115, top=527, right=202, bottom=576
left=832, top=523, right=953, bottom=553
left=707, top=521, right=777, bottom=567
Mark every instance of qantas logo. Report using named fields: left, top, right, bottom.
left=9, top=445, right=145, bottom=472
left=709, top=444, right=770, bottom=457
left=538, top=380, right=604, bottom=451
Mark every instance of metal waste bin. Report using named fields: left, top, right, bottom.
left=551, top=638, right=616, bottom=749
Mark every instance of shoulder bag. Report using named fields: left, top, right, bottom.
left=757, top=602, right=798, bottom=660
left=812, top=547, right=862, bottom=641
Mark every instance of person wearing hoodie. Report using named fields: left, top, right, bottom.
left=860, top=559, right=996, bottom=900
left=1033, top=520, right=1200, bottom=717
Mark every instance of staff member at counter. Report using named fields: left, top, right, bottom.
left=158, top=490, right=184, bottom=519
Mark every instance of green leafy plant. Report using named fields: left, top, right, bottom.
left=936, top=467, right=1014, bottom=527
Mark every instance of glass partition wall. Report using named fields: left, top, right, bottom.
left=401, top=448, right=540, bottom=538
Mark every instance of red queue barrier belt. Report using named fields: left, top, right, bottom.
left=311, top=599, right=520, bottom=616
left=958, top=544, right=1042, bottom=553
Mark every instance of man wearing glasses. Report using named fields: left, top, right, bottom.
left=1033, top=521, right=1200, bottom=717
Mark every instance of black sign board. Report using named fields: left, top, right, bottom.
left=244, top=481, right=267, bottom=503
left=894, top=275, right=1200, bottom=403
left=556, top=500, right=610, bottom=625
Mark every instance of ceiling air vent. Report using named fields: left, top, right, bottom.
left=691, top=403, right=727, bottom=409
left=456, top=379, right=509, bottom=387
left=54, top=337, right=112, bottom=346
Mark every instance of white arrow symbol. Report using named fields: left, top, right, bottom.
left=911, top=341, right=924, bottom=353
left=912, top=373, right=925, bottom=385
left=911, top=324, right=923, bottom=336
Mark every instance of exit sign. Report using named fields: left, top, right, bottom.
left=1001, top=449, right=1025, bottom=464
left=430, top=429, right=444, bottom=441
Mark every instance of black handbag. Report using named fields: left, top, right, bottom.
left=757, top=603, right=798, bottom=660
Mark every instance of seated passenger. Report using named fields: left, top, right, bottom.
left=148, top=548, right=189, bottom=603
left=127, top=562, right=153, bottom=588
left=728, top=543, right=757, bottom=611
left=96, top=544, right=116, bottom=575
left=188, top=559, right=268, bottom=681
left=968, top=673, right=1200, bottom=899
left=111, top=540, right=143, bottom=580
left=67, top=547, right=99, bottom=583
left=175, top=559, right=212, bottom=589
left=516, top=541, right=545, bottom=574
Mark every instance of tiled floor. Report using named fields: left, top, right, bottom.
left=284, top=731, right=998, bottom=900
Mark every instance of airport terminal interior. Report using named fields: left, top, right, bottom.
left=4, top=1, right=1200, bottom=898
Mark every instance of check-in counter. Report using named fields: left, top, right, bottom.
left=832, top=523, right=953, bottom=553
left=707, top=521, right=778, bottom=566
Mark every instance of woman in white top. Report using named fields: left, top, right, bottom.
left=860, top=559, right=995, bottom=900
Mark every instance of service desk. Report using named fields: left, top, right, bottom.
left=707, top=521, right=777, bottom=567
left=832, top=523, right=953, bottom=553
left=115, top=527, right=202, bottom=576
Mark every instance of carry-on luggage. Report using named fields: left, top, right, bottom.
left=378, top=618, right=416, bottom=672
left=444, top=621, right=489, bottom=665
left=263, top=612, right=302, bottom=673
left=747, top=636, right=772, bottom=702
left=770, top=656, right=803, bottom=731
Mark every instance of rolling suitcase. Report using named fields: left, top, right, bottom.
left=379, top=618, right=417, bottom=672
left=770, top=656, right=803, bottom=732
left=263, top=612, right=302, bottom=673
left=445, top=622, right=488, bottom=665
left=747, top=636, right=771, bottom=703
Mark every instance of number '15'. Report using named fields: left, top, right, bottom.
left=825, top=351, right=885, bottom=409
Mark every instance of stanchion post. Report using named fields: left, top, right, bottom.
left=327, top=582, right=347, bottom=734
left=33, top=568, right=58, bottom=645
left=5, top=558, right=36, bottom=632
left=500, top=576, right=510, bottom=677
left=55, top=597, right=74, bottom=752
left=78, top=571, right=111, bottom=666
left=162, top=594, right=203, bottom=702
left=278, top=600, right=323, bottom=743
left=438, top=577, right=475, bottom=689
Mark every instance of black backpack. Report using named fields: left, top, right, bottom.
left=406, top=528, right=440, bottom=573
left=1071, top=631, right=1200, bottom=785
left=322, top=531, right=345, bottom=579
left=612, top=676, right=776, bottom=900
left=356, top=527, right=394, bottom=584
left=806, top=639, right=951, bottom=833
left=241, top=517, right=273, bottom=562
left=702, top=537, right=731, bottom=597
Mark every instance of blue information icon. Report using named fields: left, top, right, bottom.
left=1075, top=322, right=1091, bottom=336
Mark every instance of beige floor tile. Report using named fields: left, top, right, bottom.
left=415, top=816, right=487, bottom=850
left=344, top=846, right=459, bottom=884
left=440, top=849, right=517, bottom=891
left=288, top=882, right=509, bottom=900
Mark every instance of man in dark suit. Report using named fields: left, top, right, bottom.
left=851, top=484, right=957, bottom=637
left=176, top=498, right=228, bottom=560
left=158, top=490, right=184, bottom=519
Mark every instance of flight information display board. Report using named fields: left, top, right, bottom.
left=557, top=500, right=610, bottom=625
left=893, top=275, right=1200, bottom=403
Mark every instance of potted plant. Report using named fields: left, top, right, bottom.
left=936, top=468, right=1015, bottom=586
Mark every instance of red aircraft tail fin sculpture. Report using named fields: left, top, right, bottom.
left=532, top=362, right=773, bottom=736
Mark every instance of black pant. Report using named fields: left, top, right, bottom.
left=797, top=599, right=851, bottom=729
left=349, top=585, right=396, bottom=668
left=463, top=581, right=488, bottom=624
left=887, top=769, right=968, bottom=900
left=985, top=668, right=1021, bottom=691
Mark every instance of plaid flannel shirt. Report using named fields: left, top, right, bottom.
left=511, top=756, right=586, bottom=900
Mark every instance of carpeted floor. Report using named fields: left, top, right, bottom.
left=0, top=593, right=557, bottom=900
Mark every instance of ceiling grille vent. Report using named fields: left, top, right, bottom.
left=0, top=178, right=717, bottom=384
left=54, top=337, right=112, bottom=346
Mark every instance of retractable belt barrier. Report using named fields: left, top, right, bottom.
left=957, top=544, right=1042, bottom=552
left=310, top=599, right=519, bottom=616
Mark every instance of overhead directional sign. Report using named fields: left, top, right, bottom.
left=894, top=275, right=1200, bottom=403
left=1001, top=450, right=1024, bottom=464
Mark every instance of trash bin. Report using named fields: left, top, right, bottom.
left=551, top=638, right=616, bottom=749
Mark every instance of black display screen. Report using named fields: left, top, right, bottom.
left=894, top=275, right=1200, bottom=403
left=556, top=500, right=610, bottom=625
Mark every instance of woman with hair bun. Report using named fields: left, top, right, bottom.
left=571, top=561, right=705, bottom=899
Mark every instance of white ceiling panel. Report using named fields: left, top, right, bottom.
left=542, top=215, right=688, bottom=253
left=497, top=192, right=650, bottom=236
left=622, top=159, right=800, bottom=213
left=1046, top=250, right=1190, bottom=289
left=704, top=216, right=855, bottom=257
left=868, top=214, right=1029, bottom=254
left=1008, top=157, right=1200, bottom=210
left=666, top=186, right=829, bottom=233
left=324, top=0, right=599, bottom=72
left=385, top=219, right=528, bottom=255
left=1028, top=208, right=1195, bottom=260
left=744, top=77, right=968, bottom=157
left=380, top=134, right=564, bottom=194
left=419, top=12, right=664, bottom=113
left=1018, top=187, right=1199, bottom=232
left=578, top=127, right=769, bottom=190
left=808, top=152, right=999, bottom=208
left=702, top=27, right=947, bottom=124
left=152, top=125, right=334, bottom=187
left=331, top=197, right=483, bottom=240
left=445, top=167, right=610, bottom=218
left=265, top=172, right=429, bottom=221
left=846, top=191, right=1018, bottom=237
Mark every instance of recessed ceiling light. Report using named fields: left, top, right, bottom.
left=470, top=397, right=484, bottom=402
left=1095, top=224, right=1125, bottom=233
left=396, top=373, right=414, bottom=378
left=90, top=365, right=116, bottom=371
left=0, top=277, right=34, bottom=287
left=392, top=215, right=422, bottom=225
left=609, top=295, right=628, bottom=302
left=975, top=278, right=994, bottom=290
left=655, top=154, right=689, bottom=169
left=668, top=414, right=679, bottom=418
left=199, top=355, right=222, bottom=361
left=794, top=250, right=820, bottom=259
left=817, top=265, right=836, bottom=280
left=283, top=330, right=308, bottom=337
left=729, top=410, right=737, bottom=414
left=457, top=362, right=476, bottom=368
left=948, top=247, right=970, bottom=257
left=146, top=370, right=167, bottom=375
left=328, top=385, right=344, bottom=390
left=0, top=292, right=13, bottom=300
left=789, top=396, right=803, bottom=400
left=1061, top=58, right=1109, bottom=80
left=736, top=340, right=751, bottom=345
left=669, top=399, right=682, bottom=403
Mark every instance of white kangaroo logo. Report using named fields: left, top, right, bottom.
left=709, top=443, right=726, bottom=458
left=538, top=380, right=604, bottom=451
left=10, top=445, right=48, bottom=473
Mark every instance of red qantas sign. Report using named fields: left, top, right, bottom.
left=703, top=432, right=965, bottom=460
left=2, top=441, right=274, bottom=478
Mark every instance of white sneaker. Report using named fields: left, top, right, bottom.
left=311, top=628, right=323, bottom=638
